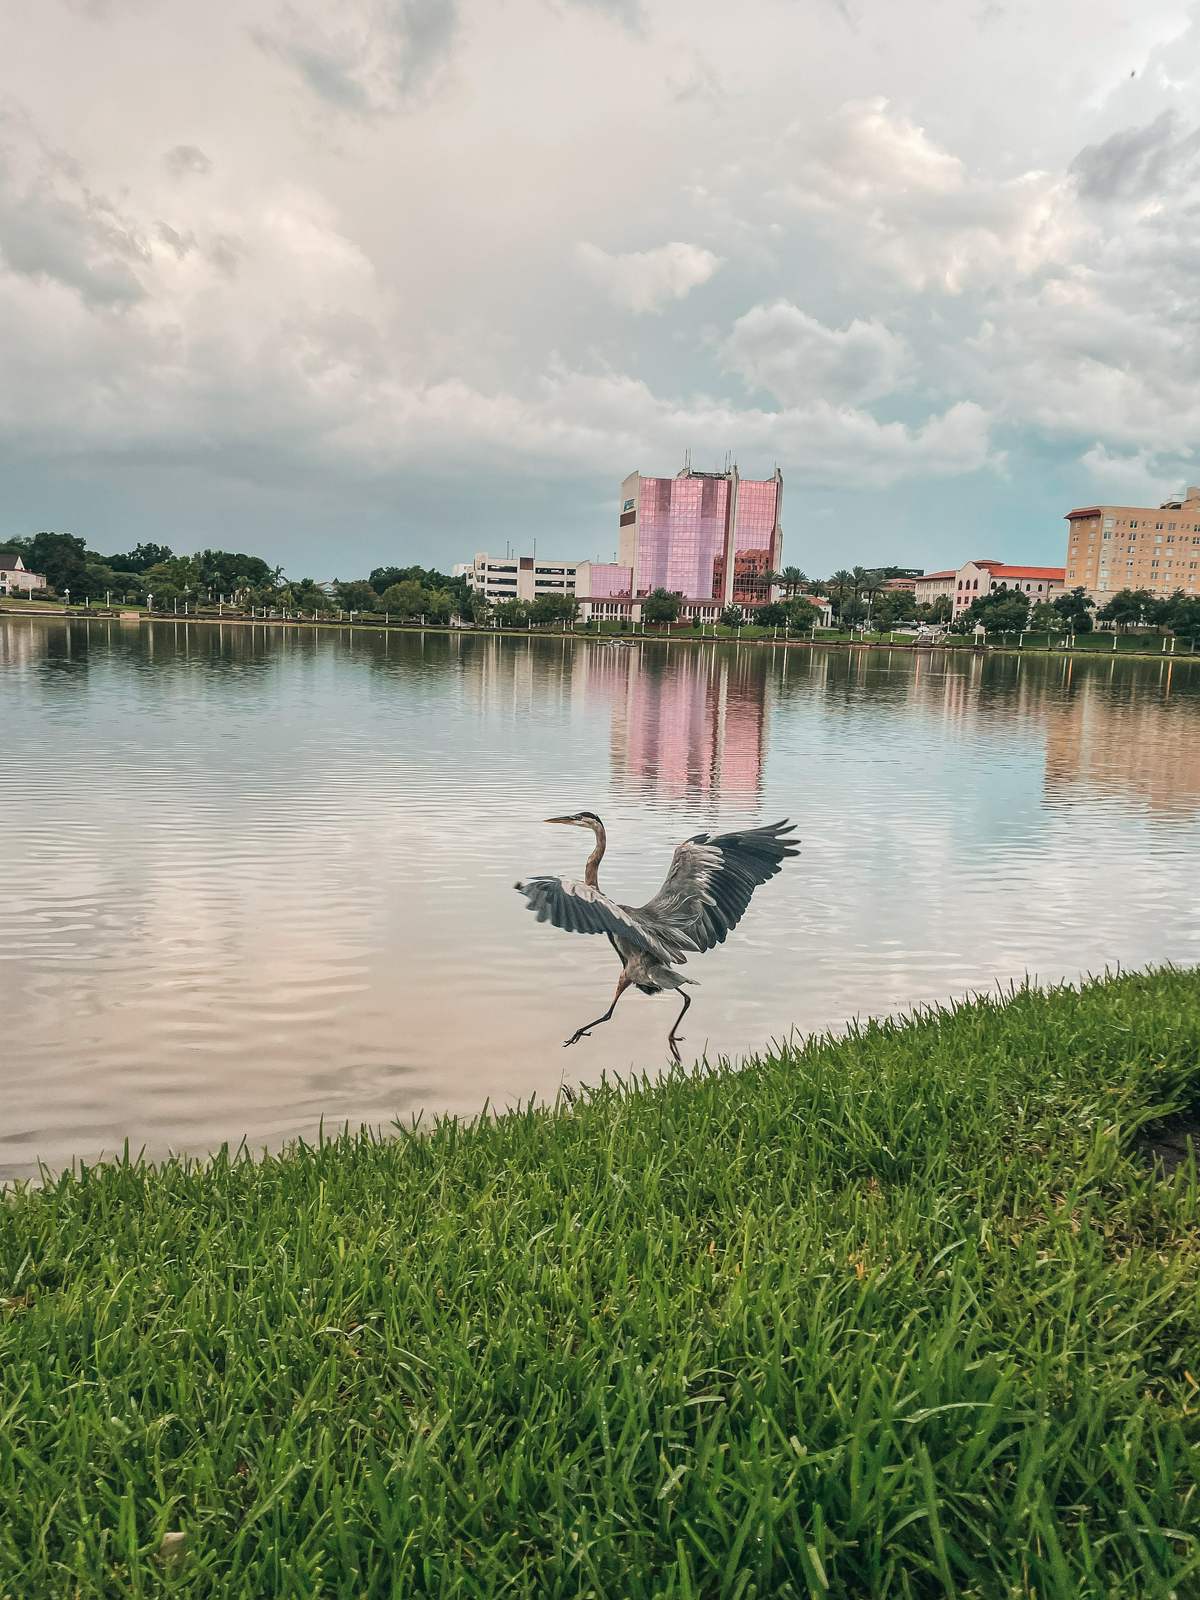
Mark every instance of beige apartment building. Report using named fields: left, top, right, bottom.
left=1065, top=487, right=1200, bottom=601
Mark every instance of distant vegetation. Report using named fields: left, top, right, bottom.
left=3, top=967, right=1199, bottom=1594
left=4, top=532, right=475, bottom=623
left=946, top=583, right=1200, bottom=648
left=9, top=534, right=1200, bottom=648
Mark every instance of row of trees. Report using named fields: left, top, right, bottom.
left=1095, top=586, right=1200, bottom=640
left=952, top=583, right=1200, bottom=645
left=13, top=532, right=1200, bottom=644
left=6, top=533, right=841, bottom=631
left=6, top=533, right=285, bottom=609
left=773, top=565, right=953, bottom=630
left=956, top=584, right=1094, bottom=636
left=4, top=533, right=476, bottom=620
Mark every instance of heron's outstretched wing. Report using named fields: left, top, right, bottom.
left=514, top=876, right=696, bottom=965
left=638, top=819, right=799, bottom=954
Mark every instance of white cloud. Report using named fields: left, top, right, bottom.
left=0, top=117, right=149, bottom=306
left=794, top=95, right=967, bottom=201
left=163, top=145, right=213, bottom=180
left=769, top=97, right=1078, bottom=293
left=575, top=240, right=722, bottom=314
left=253, top=0, right=458, bottom=114
left=722, top=302, right=909, bottom=405
left=1077, top=444, right=1197, bottom=505
left=1071, top=109, right=1200, bottom=201
left=0, top=118, right=996, bottom=493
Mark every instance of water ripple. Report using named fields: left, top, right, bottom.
left=3, top=618, right=1200, bottom=1179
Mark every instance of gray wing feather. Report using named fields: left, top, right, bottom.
left=638, top=819, right=799, bottom=954
left=514, top=876, right=695, bottom=965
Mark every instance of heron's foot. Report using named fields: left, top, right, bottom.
left=668, top=1037, right=682, bottom=1063
left=564, top=1029, right=591, bottom=1048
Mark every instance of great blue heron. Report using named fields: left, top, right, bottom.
left=516, top=813, right=799, bottom=1062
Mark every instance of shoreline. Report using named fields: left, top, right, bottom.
left=3, top=966, right=1197, bottom=1594
left=3, top=603, right=1197, bottom=666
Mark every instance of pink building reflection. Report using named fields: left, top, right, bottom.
left=462, top=634, right=767, bottom=800
left=606, top=647, right=766, bottom=798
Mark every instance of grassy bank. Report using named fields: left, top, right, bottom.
left=3, top=970, right=1200, bottom=1596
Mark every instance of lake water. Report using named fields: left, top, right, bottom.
left=3, top=617, right=1200, bottom=1180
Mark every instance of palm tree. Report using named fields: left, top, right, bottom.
left=780, top=565, right=807, bottom=599
left=859, top=569, right=886, bottom=624
left=827, top=569, right=855, bottom=622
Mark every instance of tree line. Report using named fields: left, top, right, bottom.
left=14, top=533, right=1197, bottom=643
left=954, top=582, right=1200, bottom=645
left=4, top=532, right=477, bottom=621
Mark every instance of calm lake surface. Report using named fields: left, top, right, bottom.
left=3, top=617, right=1200, bottom=1179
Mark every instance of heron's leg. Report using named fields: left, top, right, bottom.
left=564, top=975, right=629, bottom=1048
left=667, top=990, right=692, bottom=1063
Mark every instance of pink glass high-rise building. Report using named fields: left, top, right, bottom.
left=617, top=465, right=784, bottom=609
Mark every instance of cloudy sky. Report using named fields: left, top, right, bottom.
left=3, top=0, right=1200, bottom=579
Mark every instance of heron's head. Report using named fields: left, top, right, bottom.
left=545, top=810, right=604, bottom=832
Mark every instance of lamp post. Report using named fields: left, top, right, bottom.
left=64, top=587, right=71, bottom=610
left=147, top=592, right=153, bottom=614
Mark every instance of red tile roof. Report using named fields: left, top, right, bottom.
left=984, top=565, right=1065, bottom=581
left=914, top=563, right=1064, bottom=583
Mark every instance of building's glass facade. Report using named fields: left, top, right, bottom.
left=635, top=475, right=730, bottom=599
left=630, top=470, right=781, bottom=605
left=731, top=478, right=779, bottom=606
left=587, top=563, right=633, bottom=598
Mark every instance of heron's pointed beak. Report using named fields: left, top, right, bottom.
left=544, top=816, right=574, bottom=825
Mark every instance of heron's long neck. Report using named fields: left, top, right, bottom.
left=584, top=824, right=606, bottom=888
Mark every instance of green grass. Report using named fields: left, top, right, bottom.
left=0, top=594, right=66, bottom=610
left=3, top=970, right=1200, bottom=1597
